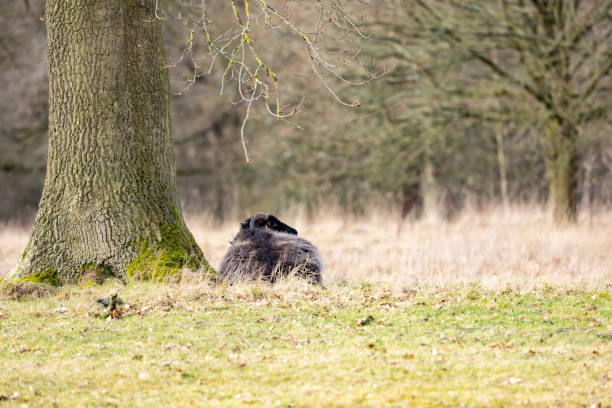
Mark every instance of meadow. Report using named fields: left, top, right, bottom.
left=0, top=206, right=610, bottom=407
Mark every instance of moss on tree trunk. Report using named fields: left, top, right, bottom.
left=545, top=118, right=578, bottom=225
left=7, top=0, right=214, bottom=284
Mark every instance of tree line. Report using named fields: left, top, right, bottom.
left=1, top=0, right=610, bottom=224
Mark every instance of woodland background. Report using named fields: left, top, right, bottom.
left=1, top=0, right=611, bottom=222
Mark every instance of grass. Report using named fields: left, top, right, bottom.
left=0, top=280, right=610, bottom=407
left=0, top=206, right=611, bottom=406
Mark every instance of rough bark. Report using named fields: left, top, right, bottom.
left=8, top=0, right=212, bottom=284
left=545, top=118, right=578, bottom=224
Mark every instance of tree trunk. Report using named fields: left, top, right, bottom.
left=582, top=147, right=594, bottom=225
left=490, top=50, right=509, bottom=211
left=496, top=125, right=509, bottom=210
left=421, top=137, right=439, bottom=220
left=8, top=0, right=212, bottom=284
left=545, top=118, right=578, bottom=224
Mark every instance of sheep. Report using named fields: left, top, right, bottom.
left=218, top=213, right=324, bottom=284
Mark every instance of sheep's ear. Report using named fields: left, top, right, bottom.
left=267, top=215, right=298, bottom=235
left=250, top=213, right=268, bottom=230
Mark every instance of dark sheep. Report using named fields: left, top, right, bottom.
left=218, top=213, right=324, bottom=284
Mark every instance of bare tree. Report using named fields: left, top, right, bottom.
left=163, top=0, right=376, bottom=161
left=370, top=0, right=612, bottom=223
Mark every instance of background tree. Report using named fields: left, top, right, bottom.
left=1, top=0, right=611, bottom=233
left=370, top=0, right=612, bottom=223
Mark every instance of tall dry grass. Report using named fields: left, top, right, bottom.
left=1, top=205, right=611, bottom=289
left=0, top=223, right=29, bottom=279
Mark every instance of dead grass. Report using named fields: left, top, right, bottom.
left=1, top=205, right=611, bottom=289
left=0, top=280, right=57, bottom=300
left=0, top=222, right=28, bottom=278
left=187, top=205, right=612, bottom=290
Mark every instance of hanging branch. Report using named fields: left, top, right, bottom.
left=163, top=0, right=380, bottom=161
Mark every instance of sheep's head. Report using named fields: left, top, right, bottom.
left=265, top=215, right=298, bottom=235
left=241, top=213, right=298, bottom=235
left=249, top=213, right=269, bottom=230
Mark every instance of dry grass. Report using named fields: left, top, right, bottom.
left=188, top=205, right=612, bottom=290
left=1, top=205, right=611, bottom=289
left=0, top=222, right=28, bottom=278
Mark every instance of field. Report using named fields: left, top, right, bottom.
left=0, top=207, right=611, bottom=407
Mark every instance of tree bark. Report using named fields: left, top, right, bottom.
left=545, top=118, right=578, bottom=224
left=8, top=0, right=212, bottom=284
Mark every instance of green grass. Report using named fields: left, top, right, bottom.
left=0, top=280, right=610, bottom=407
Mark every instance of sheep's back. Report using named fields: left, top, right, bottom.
left=218, top=231, right=324, bottom=283
left=218, top=231, right=279, bottom=280
left=271, top=233, right=324, bottom=282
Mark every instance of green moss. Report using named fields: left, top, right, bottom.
left=76, top=263, right=113, bottom=286
left=126, top=210, right=215, bottom=281
left=19, top=268, right=60, bottom=287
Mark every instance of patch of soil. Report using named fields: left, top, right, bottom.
left=0, top=281, right=56, bottom=300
